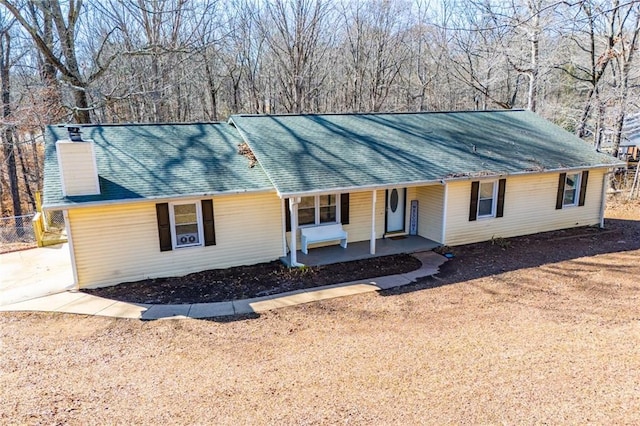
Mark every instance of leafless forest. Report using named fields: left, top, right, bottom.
left=0, top=0, right=638, bottom=219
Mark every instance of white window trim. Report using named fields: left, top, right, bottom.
left=477, top=180, right=498, bottom=219
left=169, top=200, right=204, bottom=249
left=562, top=172, right=582, bottom=207
left=298, top=194, right=341, bottom=228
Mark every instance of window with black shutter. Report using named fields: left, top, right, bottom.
left=469, top=179, right=505, bottom=221
left=156, top=199, right=215, bottom=250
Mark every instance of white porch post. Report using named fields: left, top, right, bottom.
left=370, top=190, right=377, bottom=255
left=289, top=197, right=303, bottom=266
left=281, top=198, right=288, bottom=258
left=441, top=182, right=449, bottom=244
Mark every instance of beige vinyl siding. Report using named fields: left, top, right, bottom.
left=56, top=141, right=100, bottom=196
left=286, top=190, right=386, bottom=250
left=68, top=192, right=283, bottom=288
left=415, top=185, right=445, bottom=243
left=343, top=189, right=386, bottom=241
left=444, top=169, right=605, bottom=246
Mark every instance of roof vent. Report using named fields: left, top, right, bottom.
left=67, top=126, right=83, bottom=141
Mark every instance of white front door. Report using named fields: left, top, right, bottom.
left=386, top=188, right=405, bottom=233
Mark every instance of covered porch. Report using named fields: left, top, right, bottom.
left=280, top=235, right=440, bottom=267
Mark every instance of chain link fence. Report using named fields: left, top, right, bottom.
left=0, top=210, right=66, bottom=253
left=43, top=210, right=66, bottom=233
left=0, top=214, right=36, bottom=245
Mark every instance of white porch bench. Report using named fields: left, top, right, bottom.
left=300, top=223, right=348, bottom=254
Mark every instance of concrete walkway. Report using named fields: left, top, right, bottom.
left=0, top=244, right=75, bottom=306
left=0, top=251, right=447, bottom=320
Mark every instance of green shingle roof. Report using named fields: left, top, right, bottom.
left=43, top=122, right=273, bottom=208
left=230, top=110, right=623, bottom=195
left=44, top=110, right=624, bottom=208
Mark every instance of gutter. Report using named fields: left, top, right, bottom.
left=42, top=187, right=277, bottom=212
left=276, top=164, right=623, bottom=198
left=276, top=180, right=442, bottom=198
left=62, top=210, right=79, bottom=289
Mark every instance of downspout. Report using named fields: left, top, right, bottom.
left=62, top=209, right=79, bottom=289
left=370, top=190, right=377, bottom=254
left=600, top=170, right=614, bottom=228
left=289, top=197, right=305, bottom=267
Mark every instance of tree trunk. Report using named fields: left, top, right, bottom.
left=526, top=1, right=540, bottom=112
left=16, top=138, right=36, bottom=210
left=0, top=29, right=22, bottom=220
left=2, top=133, right=21, bottom=219
left=204, top=58, right=218, bottom=121
left=28, top=0, right=64, bottom=123
left=29, top=131, right=41, bottom=188
left=71, top=80, right=91, bottom=123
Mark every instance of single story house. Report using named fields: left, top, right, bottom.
left=43, top=110, right=624, bottom=289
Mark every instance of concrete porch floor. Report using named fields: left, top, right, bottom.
left=281, top=235, right=441, bottom=267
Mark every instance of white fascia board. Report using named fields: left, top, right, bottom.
left=438, top=164, right=623, bottom=184
left=276, top=164, right=623, bottom=198
left=42, top=187, right=277, bottom=212
left=277, top=180, right=443, bottom=199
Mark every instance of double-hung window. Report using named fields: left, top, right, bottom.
left=298, top=194, right=339, bottom=226
left=562, top=173, right=581, bottom=206
left=156, top=199, right=216, bottom=251
left=285, top=194, right=350, bottom=231
left=477, top=181, right=497, bottom=218
left=469, top=179, right=506, bottom=221
left=170, top=201, right=203, bottom=248
left=556, top=171, right=589, bottom=210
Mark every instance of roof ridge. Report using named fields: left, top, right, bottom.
left=52, top=121, right=228, bottom=128
left=233, top=109, right=525, bottom=118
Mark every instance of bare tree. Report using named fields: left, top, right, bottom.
left=339, top=0, right=411, bottom=112
left=610, top=1, right=640, bottom=157
left=260, top=0, right=333, bottom=113
left=444, top=1, right=516, bottom=109
left=557, top=1, right=620, bottom=144
left=1, top=1, right=116, bottom=122
left=0, top=16, right=22, bottom=221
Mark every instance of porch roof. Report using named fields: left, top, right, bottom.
left=230, top=110, right=623, bottom=196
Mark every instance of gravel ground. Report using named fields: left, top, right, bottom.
left=1, top=198, right=639, bottom=424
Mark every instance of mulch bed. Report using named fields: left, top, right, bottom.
left=82, top=254, right=422, bottom=304
left=82, top=210, right=640, bottom=306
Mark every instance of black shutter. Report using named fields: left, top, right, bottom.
left=201, top=199, right=216, bottom=246
left=578, top=170, right=589, bottom=206
left=556, top=173, right=567, bottom=210
left=156, top=203, right=172, bottom=251
left=469, top=181, right=480, bottom=221
left=285, top=198, right=291, bottom=232
left=496, top=179, right=506, bottom=218
left=341, top=193, right=350, bottom=224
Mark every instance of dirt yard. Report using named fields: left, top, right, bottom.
left=1, top=197, right=639, bottom=424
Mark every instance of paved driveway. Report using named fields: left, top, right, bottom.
left=0, top=244, right=74, bottom=306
